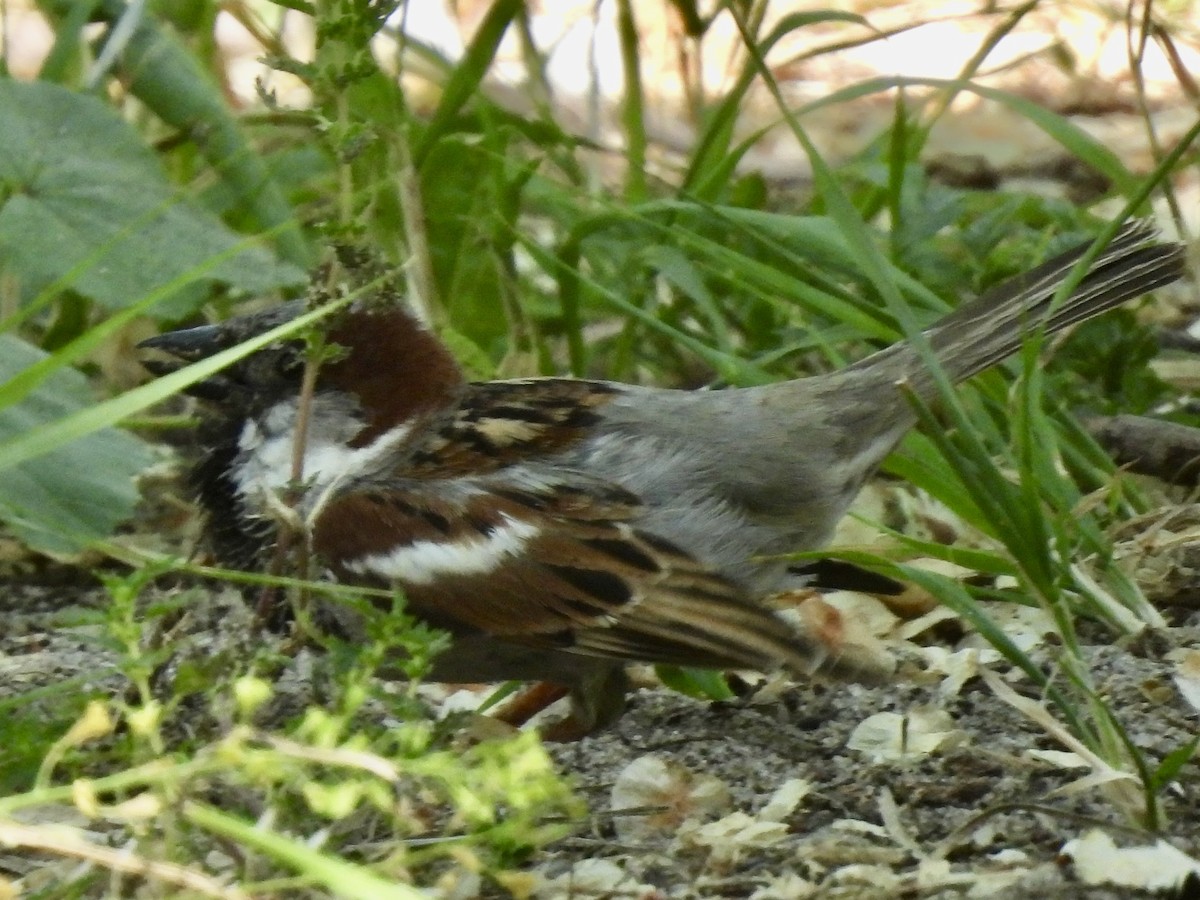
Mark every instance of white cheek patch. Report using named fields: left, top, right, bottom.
left=232, top=398, right=412, bottom=516
left=343, top=514, right=540, bottom=586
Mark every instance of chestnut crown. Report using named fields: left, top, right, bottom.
left=138, top=300, right=467, bottom=438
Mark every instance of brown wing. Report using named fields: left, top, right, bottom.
left=315, top=470, right=819, bottom=672
left=406, top=378, right=621, bottom=477
left=312, top=379, right=890, bottom=680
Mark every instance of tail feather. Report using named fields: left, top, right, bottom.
left=852, top=220, right=1186, bottom=397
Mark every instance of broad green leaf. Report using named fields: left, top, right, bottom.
left=655, top=665, right=735, bottom=701
left=421, top=136, right=512, bottom=344
left=0, top=334, right=153, bottom=555
left=36, top=0, right=311, bottom=266
left=0, top=80, right=305, bottom=318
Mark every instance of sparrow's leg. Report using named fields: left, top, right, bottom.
left=490, top=666, right=630, bottom=741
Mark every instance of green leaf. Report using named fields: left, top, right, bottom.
left=0, top=80, right=305, bottom=318
left=420, top=136, right=512, bottom=344
left=413, top=0, right=523, bottom=166
left=39, top=0, right=312, bottom=265
left=655, top=665, right=735, bottom=701
left=0, top=334, right=153, bottom=555
left=1150, top=734, right=1200, bottom=794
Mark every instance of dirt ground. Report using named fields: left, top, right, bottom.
left=543, top=637, right=1200, bottom=899
left=4, top=556, right=1200, bottom=898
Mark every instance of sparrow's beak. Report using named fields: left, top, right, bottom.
left=137, top=324, right=224, bottom=376
left=137, top=324, right=244, bottom=404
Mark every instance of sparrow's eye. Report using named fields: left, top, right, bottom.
left=260, top=343, right=305, bottom=381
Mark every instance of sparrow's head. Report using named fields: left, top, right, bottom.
left=139, top=300, right=466, bottom=443
left=139, top=301, right=308, bottom=412
left=139, top=299, right=469, bottom=570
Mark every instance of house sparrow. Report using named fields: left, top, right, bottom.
left=141, top=221, right=1184, bottom=732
